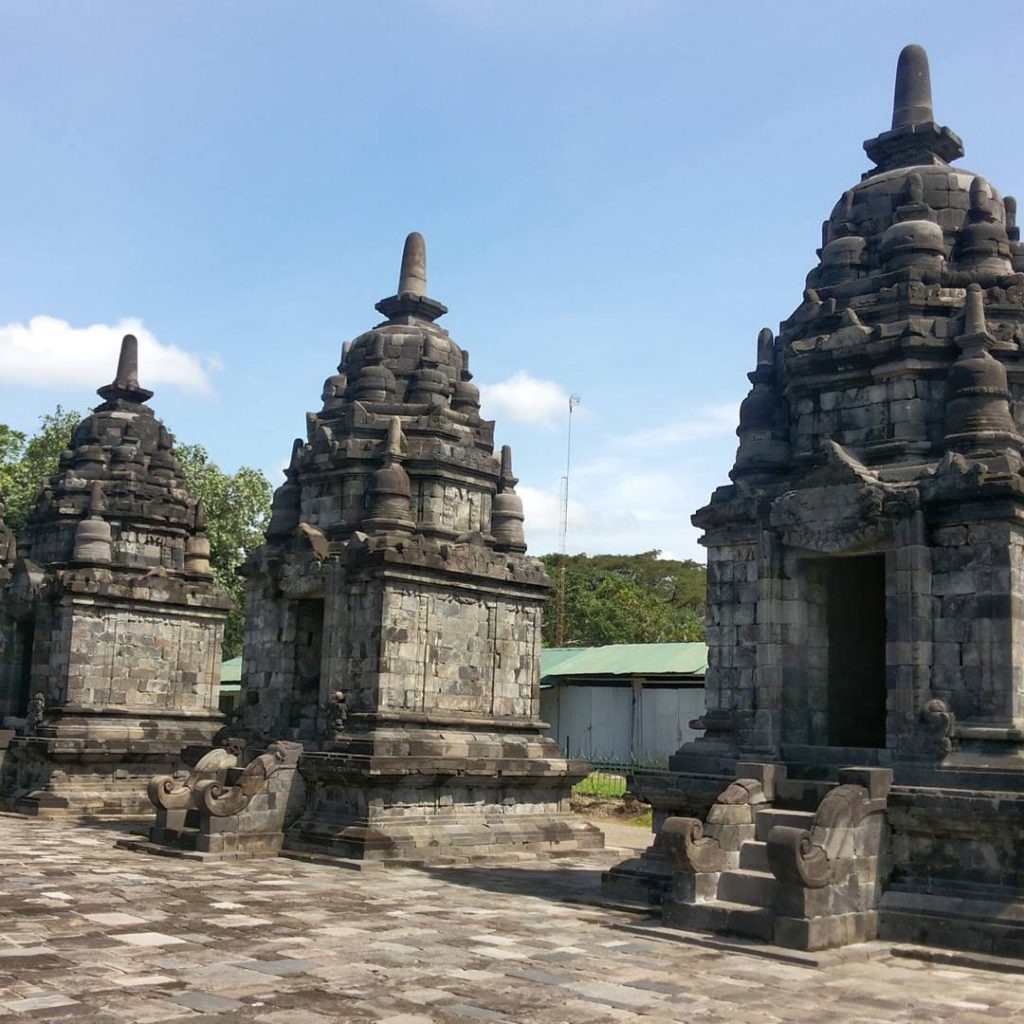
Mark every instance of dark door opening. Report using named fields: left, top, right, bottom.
left=290, top=599, right=324, bottom=738
left=16, top=620, right=35, bottom=717
left=825, top=555, right=887, bottom=748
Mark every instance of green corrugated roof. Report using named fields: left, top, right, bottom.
left=218, top=643, right=706, bottom=690
left=541, top=642, right=707, bottom=679
left=221, top=656, right=243, bottom=683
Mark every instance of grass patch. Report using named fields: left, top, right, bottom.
left=572, top=772, right=627, bottom=799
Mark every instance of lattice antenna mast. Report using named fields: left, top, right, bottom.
left=556, top=394, right=581, bottom=646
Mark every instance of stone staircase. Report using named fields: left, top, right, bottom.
left=668, top=807, right=816, bottom=940
left=118, top=740, right=305, bottom=862
left=660, top=765, right=893, bottom=951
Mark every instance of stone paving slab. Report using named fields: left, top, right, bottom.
left=1, top=814, right=1024, bottom=1022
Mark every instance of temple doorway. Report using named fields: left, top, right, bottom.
left=824, top=555, right=887, bottom=748
left=290, top=599, right=324, bottom=738
left=15, top=619, right=35, bottom=717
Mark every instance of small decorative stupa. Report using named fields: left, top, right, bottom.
left=238, top=233, right=601, bottom=862
left=0, top=336, right=232, bottom=816
left=607, top=46, right=1024, bottom=956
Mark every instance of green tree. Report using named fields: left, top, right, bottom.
left=0, top=406, right=82, bottom=532
left=539, top=550, right=706, bottom=647
left=175, top=444, right=273, bottom=658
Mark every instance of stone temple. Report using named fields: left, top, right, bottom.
left=218, top=233, right=602, bottom=863
left=0, top=337, right=231, bottom=817
left=606, top=45, right=1024, bottom=955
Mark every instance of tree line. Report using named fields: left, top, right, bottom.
left=539, top=551, right=706, bottom=647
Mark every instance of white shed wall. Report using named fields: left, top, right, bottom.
left=540, top=680, right=705, bottom=764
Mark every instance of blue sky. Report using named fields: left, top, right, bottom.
left=2, top=1, right=1024, bottom=559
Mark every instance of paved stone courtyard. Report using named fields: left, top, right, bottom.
left=1, top=815, right=1022, bottom=1024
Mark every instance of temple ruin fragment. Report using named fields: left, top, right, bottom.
left=0, top=336, right=232, bottom=816
left=605, top=44, right=1024, bottom=956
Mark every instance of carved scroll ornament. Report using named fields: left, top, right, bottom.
left=767, top=784, right=866, bottom=888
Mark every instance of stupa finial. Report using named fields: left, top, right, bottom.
left=88, top=481, right=106, bottom=517
left=375, top=231, right=448, bottom=323
left=962, top=283, right=990, bottom=342
left=386, top=416, right=404, bottom=460
left=116, top=334, right=140, bottom=387
left=863, top=44, right=963, bottom=174
left=398, top=232, right=428, bottom=296
left=97, top=334, right=154, bottom=405
left=892, top=44, right=934, bottom=129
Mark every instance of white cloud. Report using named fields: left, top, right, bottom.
left=0, top=316, right=218, bottom=396
left=519, top=484, right=589, bottom=535
left=478, top=371, right=572, bottom=428
left=614, top=402, right=740, bottom=450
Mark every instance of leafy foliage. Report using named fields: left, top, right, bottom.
left=175, top=444, right=272, bottom=658
left=538, top=550, right=706, bottom=647
left=0, top=407, right=83, bottom=532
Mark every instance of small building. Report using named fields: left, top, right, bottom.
left=219, top=656, right=242, bottom=715
left=540, top=643, right=707, bottom=766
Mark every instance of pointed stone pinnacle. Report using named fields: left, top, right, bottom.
left=115, top=334, right=139, bottom=387
left=756, top=328, right=774, bottom=367
left=398, top=232, right=428, bottom=296
left=969, top=176, right=993, bottom=221
left=892, top=44, right=934, bottom=129
left=901, top=171, right=925, bottom=206
left=499, top=445, right=518, bottom=490
left=375, top=232, right=447, bottom=323
left=386, top=417, right=404, bottom=460
left=88, top=481, right=106, bottom=517
left=97, top=333, right=153, bottom=404
left=964, top=283, right=988, bottom=338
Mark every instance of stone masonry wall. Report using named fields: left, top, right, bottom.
left=705, top=540, right=759, bottom=741
left=61, top=602, right=223, bottom=712
left=371, top=581, right=541, bottom=719
left=788, top=368, right=953, bottom=458
left=930, top=520, right=1023, bottom=722
left=296, top=474, right=493, bottom=537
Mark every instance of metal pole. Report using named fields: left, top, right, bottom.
left=556, top=395, right=580, bottom=647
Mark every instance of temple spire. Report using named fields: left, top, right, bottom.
left=891, top=44, right=934, bottom=129
left=375, top=232, right=448, bottom=324
left=97, top=334, right=154, bottom=405
left=863, top=44, right=963, bottom=174
left=398, top=232, right=428, bottom=296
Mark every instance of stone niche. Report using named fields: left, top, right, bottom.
left=606, top=46, right=1024, bottom=956
left=0, top=337, right=231, bottom=817
left=235, top=233, right=602, bottom=863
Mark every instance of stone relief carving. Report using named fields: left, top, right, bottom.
left=769, top=442, right=919, bottom=552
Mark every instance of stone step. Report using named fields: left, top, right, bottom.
left=739, top=840, right=770, bottom=872
left=754, top=808, right=816, bottom=842
left=717, top=869, right=777, bottom=909
left=667, top=899, right=774, bottom=942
